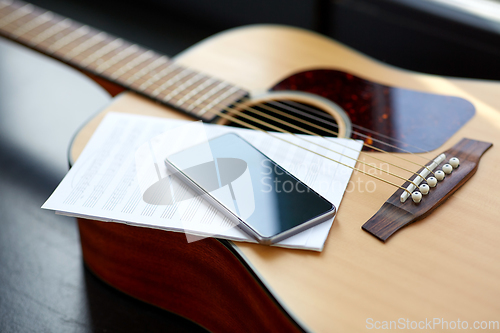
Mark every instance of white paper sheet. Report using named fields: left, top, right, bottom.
left=43, top=112, right=362, bottom=251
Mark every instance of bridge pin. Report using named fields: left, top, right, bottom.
left=412, top=191, right=422, bottom=203
left=419, top=184, right=430, bottom=195
left=435, top=170, right=445, bottom=181
left=449, top=157, right=460, bottom=168
left=427, top=177, right=438, bottom=187
left=442, top=164, right=453, bottom=174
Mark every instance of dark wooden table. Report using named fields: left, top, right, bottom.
left=0, top=37, right=207, bottom=332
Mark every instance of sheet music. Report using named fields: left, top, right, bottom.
left=43, top=112, right=362, bottom=251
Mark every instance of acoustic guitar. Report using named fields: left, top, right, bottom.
left=2, top=1, right=499, bottom=331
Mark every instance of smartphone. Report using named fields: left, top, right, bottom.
left=165, top=133, right=336, bottom=245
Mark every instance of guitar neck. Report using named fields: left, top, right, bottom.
left=0, top=0, right=248, bottom=121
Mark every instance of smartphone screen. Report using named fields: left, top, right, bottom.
left=166, top=133, right=335, bottom=243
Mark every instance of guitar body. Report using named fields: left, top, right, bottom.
left=70, top=25, right=500, bottom=332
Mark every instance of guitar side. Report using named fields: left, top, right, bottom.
left=71, top=25, right=500, bottom=332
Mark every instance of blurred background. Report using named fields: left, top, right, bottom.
left=1, top=0, right=500, bottom=331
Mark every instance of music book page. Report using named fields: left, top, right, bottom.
left=43, top=112, right=362, bottom=251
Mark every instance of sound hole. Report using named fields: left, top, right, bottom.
left=223, top=100, right=339, bottom=137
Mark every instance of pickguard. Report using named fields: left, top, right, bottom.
left=271, top=69, right=475, bottom=152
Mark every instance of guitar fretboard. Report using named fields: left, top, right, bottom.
left=0, top=0, right=249, bottom=121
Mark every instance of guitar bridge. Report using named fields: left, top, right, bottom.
left=362, top=138, right=492, bottom=242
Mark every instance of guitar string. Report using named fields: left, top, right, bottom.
left=215, top=103, right=422, bottom=188
left=205, top=94, right=436, bottom=180
left=105, top=65, right=419, bottom=193
left=234, top=95, right=431, bottom=159
left=199, top=106, right=413, bottom=195
left=266, top=100, right=436, bottom=176
left=238, top=103, right=434, bottom=175
left=276, top=100, right=431, bottom=156
left=241, top=100, right=436, bottom=178
left=0, top=7, right=429, bottom=192
left=139, top=70, right=433, bottom=187
left=123, top=65, right=434, bottom=189
left=169, top=82, right=434, bottom=181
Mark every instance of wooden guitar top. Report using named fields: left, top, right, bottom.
left=71, top=25, right=500, bottom=332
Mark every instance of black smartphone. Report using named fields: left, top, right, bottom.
left=165, top=133, right=336, bottom=245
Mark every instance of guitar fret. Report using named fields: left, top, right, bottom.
left=175, top=78, right=216, bottom=106
left=93, top=44, right=139, bottom=73
left=0, top=3, right=33, bottom=28
left=63, top=31, right=106, bottom=60
left=137, top=63, right=179, bottom=90
left=150, top=68, right=192, bottom=97
left=187, top=82, right=229, bottom=111
left=109, top=50, right=154, bottom=80
left=79, top=38, right=123, bottom=67
left=29, top=18, right=72, bottom=46
left=197, top=86, right=240, bottom=116
left=0, top=9, right=28, bottom=35
left=0, top=0, right=14, bottom=11
left=11, top=10, right=53, bottom=37
left=161, top=73, right=205, bottom=102
left=124, top=56, right=168, bottom=85
left=47, top=25, right=90, bottom=53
